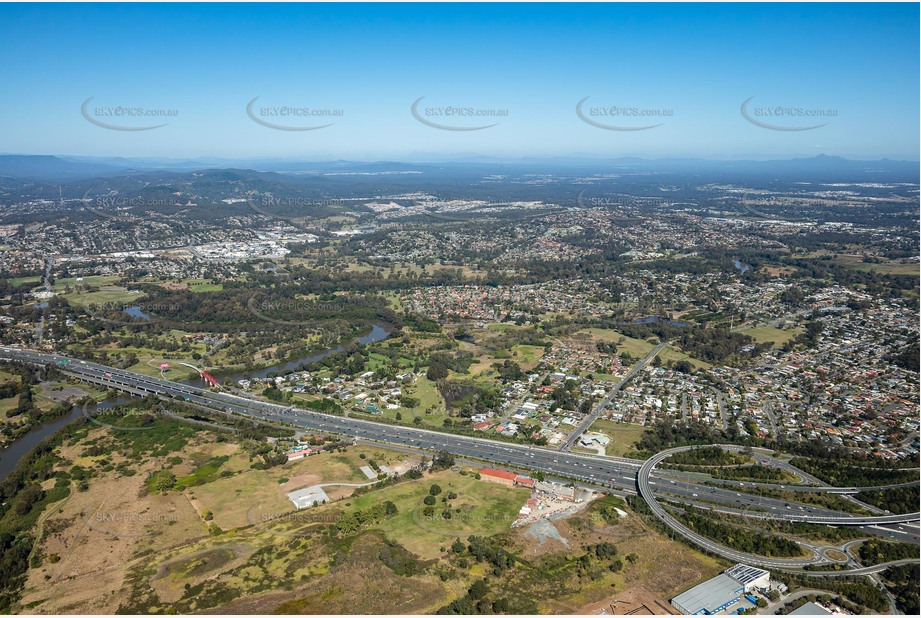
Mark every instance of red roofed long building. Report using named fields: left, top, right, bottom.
left=480, top=468, right=518, bottom=486
left=479, top=468, right=534, bottom=488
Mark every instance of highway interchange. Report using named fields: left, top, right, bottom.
left=2, top=346, right=919, bottom=571
left=638, top=445, right=919, bottom=570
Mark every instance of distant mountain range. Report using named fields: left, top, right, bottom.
left=0, top=153, right=917, bottom=182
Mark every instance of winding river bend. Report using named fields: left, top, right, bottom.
left=222, top=323, right=391, bottom=383
left=0, top=323, right=391, bottom=481
left=0, top=396, right=133, bottom=481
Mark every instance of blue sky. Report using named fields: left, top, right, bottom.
left=0, top=2, right=917, bottom=160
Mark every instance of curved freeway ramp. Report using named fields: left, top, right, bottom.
left=637, top=445, right=920, bottom=571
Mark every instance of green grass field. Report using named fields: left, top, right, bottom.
left=739, top=325, right=803, bottom=346
left=52, top=275, right=120, bottom=290
left=185, top=279, right=224, bottom=293
left=655, top=346, right=711, bottom=370
left=0, top=397, right=19, bottom=419
left=834, top=255, right=919, bottom=276
left=510, top=344, right=544, bottom=368
left=126, top=360, right=201, bottom=381
left=348, top=375, right=453, bottom=430
left=357, top=406, right=454, bottom=431
left=67, top=329, right=210, bottom=376
left=9, top=276, right=41, bottom=287
left=579, top=328, right=656, bottom=358
left=409, top=376, right=446, bottom=412
left=342, top=470, right=529, bottom=559
left=191, top=446, right=407, bottom=530
left=66, top=289, right=145, bottom=307
left=382, top=291, right=404, bottom=311
left=587, top=419, right=648, bottom=457
left=366, top=352, right=414, bottom=371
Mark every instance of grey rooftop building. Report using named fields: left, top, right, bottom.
left=670, top=564, right=770, bottom=615
left=788, top=602, right=832, bottom=616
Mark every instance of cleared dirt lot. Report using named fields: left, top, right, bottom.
left=575, top=586, right=680, bottom=615
left=20, top=440, right=207, bottom=613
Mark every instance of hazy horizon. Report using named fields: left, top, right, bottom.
left=1, top=2, right=918, bottom=161
left=3, top=152, right=920, bottom=165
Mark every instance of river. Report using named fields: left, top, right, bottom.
left=0, top=396, right=133, bottom=481
left=222, top=323, right=391, bottom=383
left=0, top=323, right=391, bottom=481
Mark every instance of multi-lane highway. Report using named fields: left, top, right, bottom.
left=700, top=475, right=919, bottom=495
left=3, top=346, right=919, bottom=567
left=2, top=348, right=647, bottom=495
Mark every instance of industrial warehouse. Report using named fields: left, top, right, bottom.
left=670, top=564, right=771, bottom=615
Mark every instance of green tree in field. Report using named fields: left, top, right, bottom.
left=13, top=484, right=44, bottom=516
left=468, top=579, right=488, bottom=600
left=431, top=451, right=455, bottom=471
left=426, top=360, right=449, bottom=381
left=429, top=484, right=442, bottom=496
left=149, top=470, right=177, bottom=493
